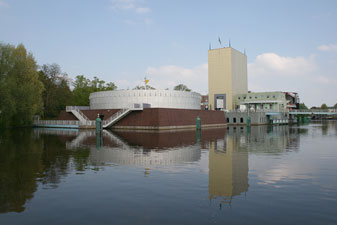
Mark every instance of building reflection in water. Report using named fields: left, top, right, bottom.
left=65, top=129, right=203, bottom=167
left=208, top=130, right=249, bottom=205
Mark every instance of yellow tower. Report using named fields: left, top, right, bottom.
left=208, top=47, right=248, bottom=110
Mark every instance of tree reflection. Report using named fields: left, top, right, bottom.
left=0, top=129, right=43, bottom=213
left=0, top=129, right=90, bottom=213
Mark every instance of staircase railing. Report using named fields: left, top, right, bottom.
left=66, top=106, right=90, bottom=121
left=103, top=108, right=129, bottom=127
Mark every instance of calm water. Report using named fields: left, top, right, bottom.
left=1, top=122, right=337, bottom=225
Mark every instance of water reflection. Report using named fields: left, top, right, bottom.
left=208, top=134, right=249, bottom=204
left=64, top=130, right=202, bottom=167
left=0, top=125, right=304, bottom=214
left=226, top=125, right=301, bottom=153
left=0, top=129, right=90, bottom=213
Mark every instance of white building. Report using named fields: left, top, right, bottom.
left=89, top=90, right=201, bottom=110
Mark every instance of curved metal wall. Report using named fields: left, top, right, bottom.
left=89, top=90, right=201, bottom=110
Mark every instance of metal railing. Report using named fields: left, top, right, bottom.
left=103, top=108, right=129, bottom=127
left=66, top=106, right=90, bottom=111
left=76, top=108, right=90, bottom=121
left=227, top=109, right=288, bottom=113
left=79, top=120, right=96, bottom=126
left=33, top=120, right=79, bottom=126
left=291, top=109, right=331, bottom=112
left=66, top=106, right=90, bottom=121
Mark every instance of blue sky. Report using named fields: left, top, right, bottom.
left=1, top=0, right=336, bottom=107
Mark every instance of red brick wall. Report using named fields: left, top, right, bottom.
left=58, top=111, right=78, bottom=120
left=114, top=108, right=226, bottom=127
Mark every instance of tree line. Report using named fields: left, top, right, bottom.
left=0, top=43, right=117, bottom=128
left=299, top=103, right=337, bottom=110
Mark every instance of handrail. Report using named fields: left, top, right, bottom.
left=75, top=108, right=90, bottom=121
left=66, top=106, right=90, bottom=121
left=33, top=120, right=79, bottom=126
left=66, top=106, right=90, bottom=111
left=226, top=109, right=288, bottom=113
left=102, top=103, right=144, bottom=126
left=103, top=108, right=129, bottom=126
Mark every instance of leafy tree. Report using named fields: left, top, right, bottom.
left=334, top=103, right=337, bottom=108
left=299, top=103, right=308, bottom=110
left=321, top=103, right=328, bottom=109
left=0, top=43, right=43, bottom=128
left=38, top=64, right=72, bottom=119
left=72, top=75, right=92, bottom=106
left=72, top=75, right=117, bottom=106
left=133, top=85, right=155, bottom=90
left=173, top=84, right=191, bottom=92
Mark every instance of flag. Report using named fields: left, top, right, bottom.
left=218, top=37, right=222, bottom=46
left=145, top=79, right=149, bottom=85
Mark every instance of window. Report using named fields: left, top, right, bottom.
left=226, top=118, right=229, bottom=123
left=240, top=117, right=244, bottom=123
left=249, top=96, right=252, bottom=99
left=238, top=97, right=241, bottom=99
left=244, top=97, right=246, bottom=99
left=267, top=96, right=269, bottom=98
left=255, top=96, right=257, bottom=99
left=233, top=118, right=237, bottom=123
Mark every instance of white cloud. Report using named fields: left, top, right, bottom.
left=248, top=53, right=316, bottom=77
left=116, top=64, right=208, bottom=94
left=316, top=75, right=337, bottom=85
left=317, top=44, right=337, bottom=52
left=136, top=7, right=151, bottom=13
left=248, top=52, right=337, bottom=107
left=145, top=64, right=208, bottom=94
left=110, top=0, right=151, bottom=14
left=0, top=0, right=9, bottom=7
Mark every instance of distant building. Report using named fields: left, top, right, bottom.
left=208, top=47, right=248, bottom=110
left=235, top=91, right=299, bottom=112
left=328, top=106, right=337, bottom=112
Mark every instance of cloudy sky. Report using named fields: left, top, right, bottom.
left=1, top=0, right=336, bottom=107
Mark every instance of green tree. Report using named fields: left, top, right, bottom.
left=38, top=64, right=73, bottom=119
left=133, top=85, right=155, bottom=90
left=0, top=43, right=43, bottom=128
left=72, top=75, right=92, bottom=106
left=334, top=103, right=337, bottom=108
left=299, top=103, right=308, bottom=110
left=321, top=103, right=328, bottom=109
left=72, top=75, right=117, bottom=106
left=173, top=84, right=191, bottom=92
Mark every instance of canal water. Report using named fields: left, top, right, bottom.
left=0, top=121, right=337, bottom=225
